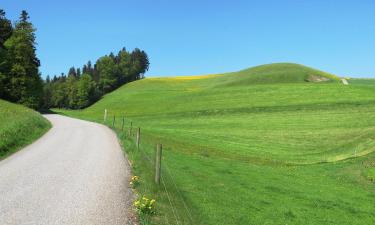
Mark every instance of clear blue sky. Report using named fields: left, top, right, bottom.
left=2, top=0, right=375, bottom=78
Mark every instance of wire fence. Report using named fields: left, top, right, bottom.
left=104, top=111, right=196, bottom=225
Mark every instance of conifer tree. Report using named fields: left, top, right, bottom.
left=3, top=10, right=43, bottom=109
left=0, top=9, right=12, bottom=49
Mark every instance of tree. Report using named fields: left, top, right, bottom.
left=82, top=64, right=87, bottom=74
left=76, top=68, right=81, bottom=78
left=42, top=80, right=53, bottom=109
left=131, top=48, right=149, bottom=79
left=0, top=9, right=13, bottom=99
left=96, top=56, right=117, bottom=92
left=87, top=60, right=93, bottom=76
left=3, top=10, right=43, bottom=109
left=68, top=66, right=77, bottom=78
left=51, top=80, right=68, bottom=108
left=114, top=49, right=130, bottom=84
left=0, top=9, right=12, bottom=49
left=139, top=50, right=149, bottom=79
left=76, top=74, right=95, bottom=108
left=66, top=75, right=78, bottom=108
left=45, top=75, right=50, bottom=83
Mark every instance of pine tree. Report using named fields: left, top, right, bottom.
left=0, top=9, right=12, bottom=49
left=82, top=64, right=88, bottom=74
left=76, top=68, right=81, bottom=78
left=4, top=10, right=43, bottom=109
left=0, top=9, right=13, bottom=99
left=68, top=66, right=77, bottom=78
left=87, top=60, right=93, bottom=75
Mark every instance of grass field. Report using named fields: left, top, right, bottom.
left=0, top=99, right=51, bottom=159
left=57, top=63, right=375, bottom=225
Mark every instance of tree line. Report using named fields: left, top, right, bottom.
left=0, top=9, right=149, bottom=110
left=43, top=48, right=149, bottom=109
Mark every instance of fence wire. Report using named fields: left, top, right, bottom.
left=106, top=112, right=195, bottom=225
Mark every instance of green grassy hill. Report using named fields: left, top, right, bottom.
left=58, top=63, right=375, bottom=225
left=213, top=63, right=340, bottom=87
left=0, top=99, right=51, bottom=159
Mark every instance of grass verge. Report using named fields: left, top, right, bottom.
left=0, top=99, right=51, bottom=160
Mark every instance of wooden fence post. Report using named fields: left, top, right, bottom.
left=104, top=109, right=107, bottom=122
left=136, top=128, right=140, bottom=150
left=112, top=115, right=116, bottom=127
left=155, top=144, right=162, bottom=184
left=121, top=116, right=125, bottom=131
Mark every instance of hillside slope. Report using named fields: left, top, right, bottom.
left=58, top=63, right=375, bottom=225
left=0, top=99, right=51, bottom=159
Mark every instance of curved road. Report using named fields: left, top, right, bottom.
left=0, top=114, right=134, bottom=225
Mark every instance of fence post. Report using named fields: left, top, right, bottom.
left=136, top=128, right=141, bottom=150
left=121, top=116, right=125, bottom=131
left=112, top=115, right=116, bottom=127
left=104, top=109, right=107, bottom=122
left=155, top=144, right=162, bottom=184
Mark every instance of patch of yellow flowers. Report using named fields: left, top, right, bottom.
left=129, top=175, right=139, bottom=187
left=134, top=196, right=156, bottom=215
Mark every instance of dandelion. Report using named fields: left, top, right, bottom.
left=134, top=196, right=156, bottom=215
left=130, top=175, right=140, bottom=187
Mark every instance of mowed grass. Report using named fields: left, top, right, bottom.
left=57, top=63, right=375, bottom=224
left=0, top=99, right=51, bottom=159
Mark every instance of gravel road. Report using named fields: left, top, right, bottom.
left=0, top=114, right=134, bottom=225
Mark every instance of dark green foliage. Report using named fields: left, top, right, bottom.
left=96, top=55, right=117, bottom=92
left=0, top=9, right=43, bottom=109
left=44, top=47, right=149, bottom=109
left=76, top=74, right=96, bottom=108
left=68, top=66, right=78, bottom=78
left=0, top=9, right=12, bottom=49
left=66, top=75, right=78, bottom=108
left=0, top=9, right=13, bottom=100
left=76, top=68, right=81, bottom=77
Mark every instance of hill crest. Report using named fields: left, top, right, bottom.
left=214, top=63, right=340, bottom=87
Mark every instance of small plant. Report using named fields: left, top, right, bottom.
left=134, top=196, right=156, bottom=215
left=130, top=175, right=140, bottom=187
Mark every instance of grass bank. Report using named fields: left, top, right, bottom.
left=0, top=99, right=51, bottom=159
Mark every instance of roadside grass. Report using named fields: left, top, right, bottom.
left=0, top=99, right=51, bottom=159
left=56, top=63, right=375, bottom=224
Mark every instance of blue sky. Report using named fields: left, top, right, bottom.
left=2, top=0, right=375, bottom=78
